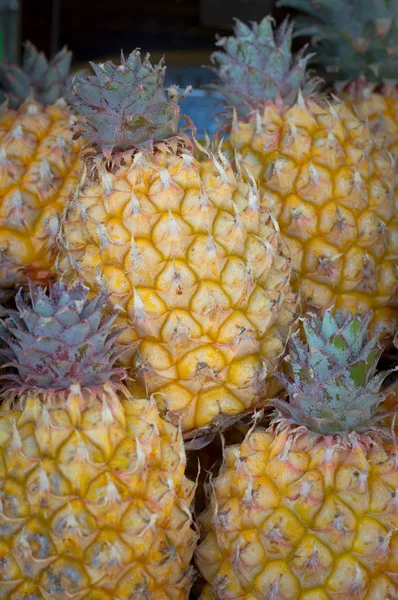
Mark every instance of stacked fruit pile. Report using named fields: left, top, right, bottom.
left=0, top=2, right=396, bottom=597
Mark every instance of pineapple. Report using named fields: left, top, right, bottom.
left=0, top=42, right=82, bottom=291
left=196, top=310, right=398, bottom=599
left=278, top=0, right=398, bottom=155
left=58, top=50, right=297, bottom=434
left=209, top=17, right=398, bottom=337
left=0, top=280, right=197, bottom=599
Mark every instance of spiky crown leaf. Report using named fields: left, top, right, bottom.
left=279, top=0, right=398, bottom=85
left=71, top=50, right=185, bottom=158
left=0, top=42, right=72, bottom=109
left=277, top=311, right=393, bottom=434
left=0, top=281, right=125, bottom=391
left=208, top=16, right=320, bottom=118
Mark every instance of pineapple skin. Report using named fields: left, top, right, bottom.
left=228, top=98, right=398, bottom=336
left=196, top=426, right=398, bottom=599
left=346, top=89, right=398, bottom=159
left=0, top=98, right=82, bottom=288
left=0, top=387, right=197, bottom=599
left=59, top=148, right=297, bottom=432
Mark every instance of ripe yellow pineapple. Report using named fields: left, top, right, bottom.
left=196, top=311, right=398, bottom=599
left=209, top=17, right=398, bottom=337
left=58, top=50, right=297, bottom=434
left=279, top=0, right=398, bottom=158
left=0, top=281, right=197, bottom=599
left=0, top=42, right=82, bottom=291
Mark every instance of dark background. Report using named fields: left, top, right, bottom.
left=19, top=0, right=289, bottom=68
left=11, top=0, right=291, bottom=142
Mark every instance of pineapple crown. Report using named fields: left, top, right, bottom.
left=208, top=16, right=320, bottom=118
left=0, top=42, right=73, bottom=109
left=278, top=0, right=398, bottom=86
left=0, top=281, right=125, bottom=392
left=70, top=50, right=187, bottom=159
left=277, top=311, right=393, bottom=435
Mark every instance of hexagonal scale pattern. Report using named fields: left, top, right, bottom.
left=347, top=91, right=398, bottom=160
left=60, top=149, right=298, bottom=431
left=196, top=427, right=398, bottom=599
left=0, top=391, right=197, bottom=599
left=229, top=99, right=398, bottom=336
left=0, top=99, right=82, bottom=287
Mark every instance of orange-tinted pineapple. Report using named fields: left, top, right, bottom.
left=209, top=17, right=398, bottom=337
left=0, top=42, right=82, bottom=291
left=0, top=281, right=197, bottom=598
left=58, top=50, right=297, bottom=433
left=197, top=311, right=398, bottom=599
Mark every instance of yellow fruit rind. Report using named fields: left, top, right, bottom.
left=59, top=145, right=298, bottom=432
left=0, top=98, right=82, bottom=288
left=228, top=97, right=398, bottom=336
left=0, top=386, right=197, bottom=599
left=196, top=423, right=398, bottom=599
